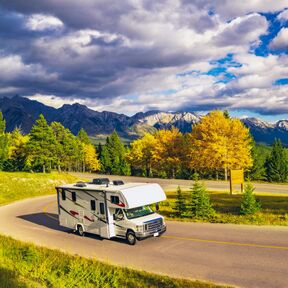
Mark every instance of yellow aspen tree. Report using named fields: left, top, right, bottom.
left=83, top=143, right=101, bottom=172
left=126, top=133, right=157, bottom=177
left=153, top=128, right=187, bottom=178
left=189, top=110, right=252, bottom=180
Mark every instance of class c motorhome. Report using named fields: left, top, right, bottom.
left=56, top=178, right=167, bottom=245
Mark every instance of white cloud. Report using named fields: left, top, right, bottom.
left=269, top=28, right=288, bottom=51
left=277, top=9, right=288, bottom=23
left=25, top=14, right=63, bottom=31
left=212, top=0, right=288, bottom=21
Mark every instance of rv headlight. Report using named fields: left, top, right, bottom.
left=136, top=225, right=144, bottom=232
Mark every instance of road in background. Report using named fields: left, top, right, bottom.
left=72, top=173, right=288, bottom=194
left=0, top=195, right=287, bottom=288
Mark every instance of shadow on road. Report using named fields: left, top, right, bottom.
left=17, top=213, right=128, bottom=245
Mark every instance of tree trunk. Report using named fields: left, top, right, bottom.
left=224, top=167, right=228, bottom=181
left=216, top=170, right=219, bottom=180
left=43, top=164, right=45, bottom=173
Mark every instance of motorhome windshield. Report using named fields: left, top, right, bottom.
left=124, top=206, right=154, bottom=219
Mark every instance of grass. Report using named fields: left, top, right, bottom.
left=0, top=172, right=229, bottom=288
left=0, top=171, right=78, bottom=205
left=158, top=190, right=288, bottom=225
left=0, top=235, right=228, bottom=288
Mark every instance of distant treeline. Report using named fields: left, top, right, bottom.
left=0, top=111, right=287, bottom=182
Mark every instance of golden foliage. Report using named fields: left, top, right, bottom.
left=189, top=110, right=252, bottom=171
left=8, top=128, right=29, bottom=160
left=126, top=133, right=157, bottom=176
left=83, top=143, right=101, bottom=171
left=153, top=128, right=188, bottom=178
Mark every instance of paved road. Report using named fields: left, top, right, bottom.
left=72, top=173, right=288, bottom=194
left=0, top=195, right=287, bottom=288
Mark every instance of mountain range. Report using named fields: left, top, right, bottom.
left=0, top=95, right=287, bottom=145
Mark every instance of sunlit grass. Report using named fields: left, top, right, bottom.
left=0, top=171, right=79, bottom=205
left=158, top=190, right=288, bottom=225
left=0, top=235, right=229, bottom=288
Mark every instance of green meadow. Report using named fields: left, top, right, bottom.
left=159, top=190, right=288, bottom=226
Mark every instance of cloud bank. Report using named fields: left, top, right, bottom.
left=0, top=0, right=287, bottom=115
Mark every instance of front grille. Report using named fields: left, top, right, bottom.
left=144, top=218, right=163, bottom=232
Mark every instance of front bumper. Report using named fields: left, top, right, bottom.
left=135, top=224, right=166, bottom=240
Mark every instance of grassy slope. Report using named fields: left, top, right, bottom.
left=0, top=172, right=79, bottom=205
left=159, top=190, right=288, bottom=225
left=0, top=235, right=228, bottom=288
left=0, top=172, right=228, bottom=288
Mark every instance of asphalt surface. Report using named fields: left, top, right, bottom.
left=72, top=173, right=288, bottom=194
left=0, top=195, right=287, bottom=288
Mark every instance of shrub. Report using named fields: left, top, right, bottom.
left=240, top=182, right=261, bottom=215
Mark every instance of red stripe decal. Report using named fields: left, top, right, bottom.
left=84, top=215, right=94, bottom=222
left=70, top=210, right=79, bottom=217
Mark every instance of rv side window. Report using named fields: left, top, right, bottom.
left=91, top=200, right=96, bottom=211
left=100, top=203, right=105, bottom=215
left=111, top=195, right=119, bottom=204
left=61, top=190, right=66, bottom=201
left=72, top=192, right=76, bottom=202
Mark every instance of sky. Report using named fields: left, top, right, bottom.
left=0, top=1, right=287, bottom=121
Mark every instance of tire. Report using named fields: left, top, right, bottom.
left=126, top=231, right=136, bottom=245
left=77, top=225, right=84, bottom=237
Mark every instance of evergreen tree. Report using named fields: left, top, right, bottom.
left=0, top=111, right=9, bottom=170
left=248, top=142, right=268, bottom=181
left=77, top=128, right=91, bottom=144
left=188, top=181, right=215, bottom=219
left=104, top=131, right=130, bottom=175
left=0, top=111, right=5, bottom=134
left=240, top=182, right=261, bottom=215
left=99, top=145, right=111, bottom=174
left=223, top=109, right=230, bottom=119
left=26, top=114, right=58, bottom=172
left=173, top=186, right=186, bottom=217
left=265, top=139, right=288, bottom=182
left=51, top=122, right=82, bottom=172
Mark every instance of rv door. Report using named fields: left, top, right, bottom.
left=97, top=201, right=109, bottom=238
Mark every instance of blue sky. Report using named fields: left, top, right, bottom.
left=0, top=1, right=287, bottom=120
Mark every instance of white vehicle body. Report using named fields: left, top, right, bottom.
left=56, top=179, right=167, bottom=243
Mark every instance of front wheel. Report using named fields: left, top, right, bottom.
left=77, top=225, right=85, bottom=237
left=126, top=231, right=136, bottom=245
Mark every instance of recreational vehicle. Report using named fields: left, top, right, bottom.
left=56, top=178, right=167, bottom=245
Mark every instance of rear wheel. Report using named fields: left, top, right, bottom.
left=77, top=225, right=84, bottom=236
left=126, top=231, right=136, bottom=245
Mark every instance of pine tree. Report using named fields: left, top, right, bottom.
left=0, top=111, right=5, bottom=134
left=104, top=130, right=130, bottom=175
left=248, top=142, right=268, bottom=181
left=0, top=111, right=9, bottom=170
left=173, top=186, right=186, bottom=217
left=240, top=182, right=261, bottom=215
left=51, top=122, right=81, bottom=172
left=265, top=139, right=288, bottom=182
left=188, top=181, right=215, bottom=219
left=26, top=114, right=58, bottom=172
left=99, top=145, right=111, bottom=174
left=77, top=128, right=91, bottom=144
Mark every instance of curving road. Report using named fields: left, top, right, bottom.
left=72, top=173, right=288, bottom=194
left=0, top=195, right=288, bottom=288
